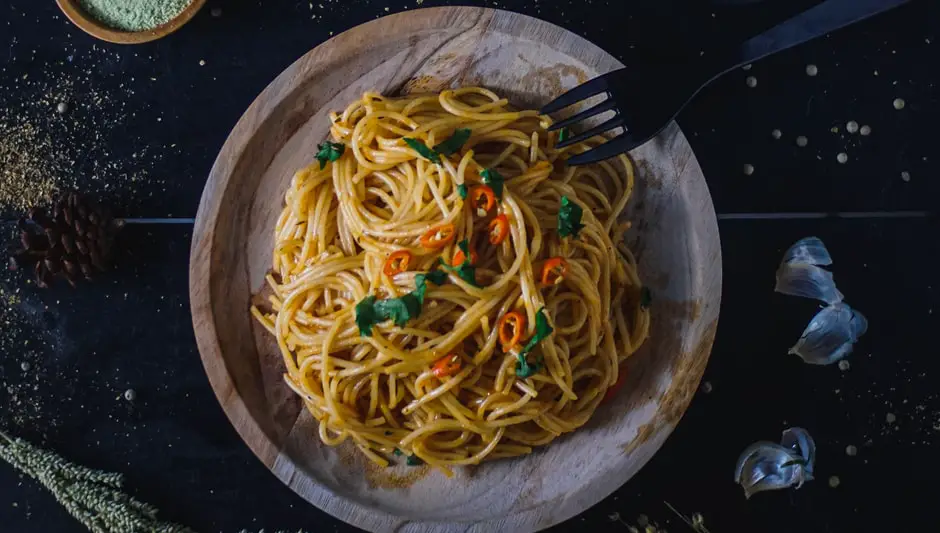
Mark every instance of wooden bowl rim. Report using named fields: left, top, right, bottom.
left=190, top=7, right=719, bottom=532
left=56, top=0, right=206, bottom=44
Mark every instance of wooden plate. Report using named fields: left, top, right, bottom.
left=190, top=7, right=721, bottom=533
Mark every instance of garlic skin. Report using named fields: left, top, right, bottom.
left=790, top=303, right=868, bottom=365
left=775, top=263, right=844, bottom=304
left=734, top=428, right=817, bottom=499
left=781, top=237, right=833, bottom=266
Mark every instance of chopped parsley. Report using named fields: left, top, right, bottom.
left=515, top=353, right=542, bottom=379
left=406, top=455, right=424, bottom=466
left=557, top=196, right=585, bottom=238
left=558, top=127, right=570, bottom=143
left=457, top=183, right=469, bottom=200
left=393, top=448, right=403, bottom=456
left=640, top=286, right=652, bottom=309
left=514, top=308, right=554, bottom=378
left=480, top=168, right=504, bottom=199
left=374, top=294, right=422, bottom=328
left=354, top=269, right=449, bottom=335
left=404, top=138, right=442, bottom=164
left=316, top=141, right=345, bottom=170
left=433, top=128, right=471, bottom=156
left=355, top=296, right=379, bottom=337
left=441, top=240, right=478, bottom=286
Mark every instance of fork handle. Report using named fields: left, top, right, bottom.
left=716, top=0, right=912, bottom=74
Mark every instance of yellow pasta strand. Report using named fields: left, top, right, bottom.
left=253, top=89, right=650, bottom=472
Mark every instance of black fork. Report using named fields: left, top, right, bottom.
left=542, top=0, right=913, bottom=166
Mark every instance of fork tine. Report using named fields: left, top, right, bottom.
left=556, top=116, right=625, bottom=149
left=547, top=99, right=617, bottom=131
left=540, top=75, right=611, bottom=115
left=566, top=132, right=639, bottom=166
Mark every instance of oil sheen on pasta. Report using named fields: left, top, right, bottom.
left=251, top=88, right=650, bottom=476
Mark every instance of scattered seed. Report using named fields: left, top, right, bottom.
left=796, top=136, right=808, bottom=147
left=743, top=164, right=755, bottom=176
left=20, top=361, right=30, bottom=371
left=124, top=388, right=137, bottom=402
left=901, top=171, right=911, bottom=182
left=845, top=445, right=857, bottom=456
left=893, top=98, right=906, bottom=110
left=830, top=126, right=839, bottom=133
left=846, top=121, right=859, bottom=134
left=746, top=76, right=757, bottom=88
left=771, top=129, right=782, bottom=139
left=860, top=125, right=872, bottom=136
left=199, top=59, right=206, bottom=66
left=837, top=152, right=848, bottom=164
left=806, top=64, right=818, bottom=76
left=829, top=475, right=841, bottom=488
left=886, top=412, right=897, bottom=424
left=838, top=359, right=850, bottom=371
left=56, top=102, right=68, bottom=114
left=701, top=381, right=713, bottom=394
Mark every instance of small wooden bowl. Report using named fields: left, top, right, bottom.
left=56, top=0, right=206, bottom=44
left=191, top=7, right=721, bottom=532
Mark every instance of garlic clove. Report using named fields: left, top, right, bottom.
left=775, top=263, right=844, bottom=304
left=789, top=303, right=867, bottom=365
left=781, top=236, right=833, bottom=266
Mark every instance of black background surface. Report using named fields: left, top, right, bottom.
left=1, top=1, right=938, bottom=532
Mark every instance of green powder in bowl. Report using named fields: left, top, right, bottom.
left=78, top=0, right=193, bottom=32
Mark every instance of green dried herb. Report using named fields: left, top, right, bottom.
left=0, top=431, right=193, bottom=532
left=457, top=183, right=469, bottom=199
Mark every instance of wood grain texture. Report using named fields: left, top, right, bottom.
left=56, top=0, right=205, bottom=44
left=189, top=7, right=721, bottom=533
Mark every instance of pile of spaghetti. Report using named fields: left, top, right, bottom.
left=252, top=87, right=650, bottom=474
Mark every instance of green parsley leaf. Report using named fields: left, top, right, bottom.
left=480, top=168, right=504, bottom=199
left=414, top=269, right=448, bottom=304
left=558, top=127, right=570, bottom=143
left=640, top=286, right=652, bottom=309
left=374, top=293, right=422, bottom=328
left=515, top=353, right=539, bottom=379
left=433, top=128, right=471, bottom=156
left=355, top=296, right=378, bottom=336
left=558, top=196, right=585, bottom=238
left=406, top=455, right=424, bottom=466
left=404, top=138, right=441, bottom=164
left=316, top=141, right=345, bottom=170
left=457, top=183, right=469, bottom=200
left=440, top=240, right=478, bottom=286
left=514, top=308, right=554, bottom=378
left=393, top=448, right=403, bottom=456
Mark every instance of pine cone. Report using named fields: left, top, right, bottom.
left=8, top=192, right=124, bottom=288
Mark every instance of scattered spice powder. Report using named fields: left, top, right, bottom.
left=77, top=0, right=193, bottom=32
left=0, top=56, right=165, bottom=214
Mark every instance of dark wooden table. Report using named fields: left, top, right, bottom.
left=1, top=1, right=937, bottom=532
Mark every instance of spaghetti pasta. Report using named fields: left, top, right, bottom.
left=251, top=87, right=650, bottom=475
